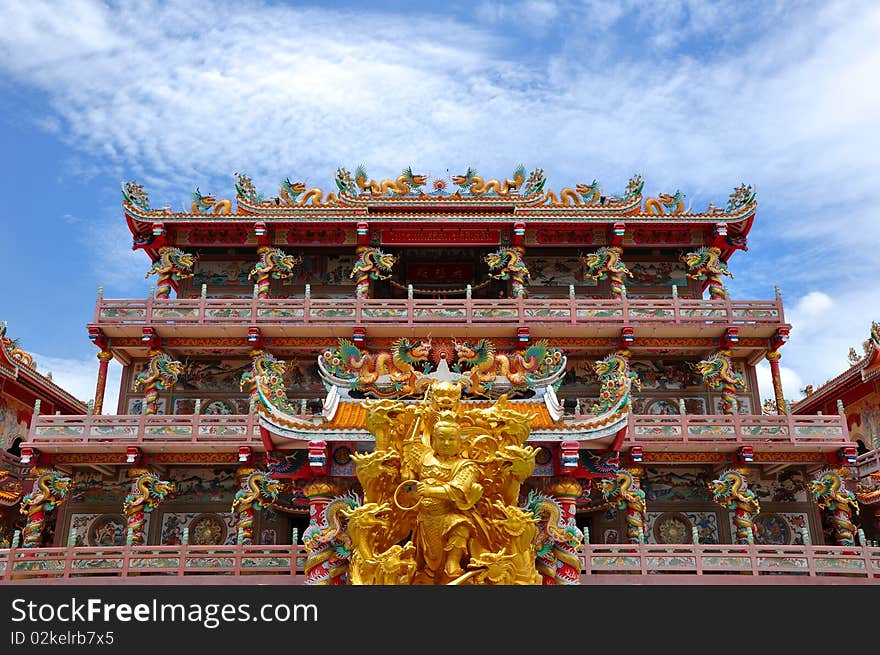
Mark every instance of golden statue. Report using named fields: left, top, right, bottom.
left=346, top=379, right=542, bottom=585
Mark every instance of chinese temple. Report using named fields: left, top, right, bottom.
left=793, top=321, right=880, bottom=547
left=0, top=322, right=88, bottom=547
left=2, top=165, right=877, bottom=584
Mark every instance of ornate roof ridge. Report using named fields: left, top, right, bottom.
left=121, top=171, right=756, bottom=221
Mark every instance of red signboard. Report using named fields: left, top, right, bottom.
left=406, top=262, right=475, bottom=283
left=382, top=228, right=501, bottom=245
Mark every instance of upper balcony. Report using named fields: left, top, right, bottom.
left=24, top=411, right=849, bottom=464
left=90, top=294, right=787, bottom=341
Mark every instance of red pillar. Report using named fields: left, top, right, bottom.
left=92, top=350, right=113, bottom=414
left=766, top=351, right=786, bottom=414
left=303, top=479, right=347, bottom=585
left=546, top=477, right=583, bottom=584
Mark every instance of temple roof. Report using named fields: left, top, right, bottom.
left=793, top=321, right=880, bottom=414
left=0, top=322, right=88, bottom=414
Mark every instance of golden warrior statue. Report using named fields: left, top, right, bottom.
left=346, top=379, right=542, bottom=585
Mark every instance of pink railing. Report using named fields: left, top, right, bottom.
left=0, top=544, right=304, bottom=582
left=627, top=412, right=850, bottom=450
left=581, top=543, right=880, bottom=582
left=93, top=295, right=785, bottom=328
left=2, top=543, right=877, bottom=584
left=27, top=414, right=264, bottom=451
left=25, top=412, right=848, bottom=453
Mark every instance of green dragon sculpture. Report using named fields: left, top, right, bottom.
left=231, top=470, right=282, bottom=545
left=580, top=247, right=632, bottom=299
left=319, top=337, right=432, bottom=397
left=302, top=492, right=360, bottom=585
left=522, top=490, right=583, bottom=585
left=451, top=165, right=526, bottom=196
left=809, top=469, right=859, bottom=546
left=145, top=246, right=197, bottom=299
left=241, top=350, right=288, bottom=413
left=598, top=469, right=647, bottom=543
left=644, top=189, right=688, bottom=215
left=133, top=351, right=183, bottom=415
left=248, top=246, right=301, bottom=299
left=20, top=470, right=71, bottom=548
left=351, top=247, right=397, bottom=298
left=683, top=246, right=733, bottom=300
left=592, top=350, right=641, bottom=415
left=709, top=469, right=760, bottom=544
left=484, top=247, right=531, bottom=298
left=697, top=350, right=746, bottom=415
left=123, top=471, right=175, bottom=546
left=452, top=338, right=565, bottom=397
left=354, top=165, right=427, bottom=196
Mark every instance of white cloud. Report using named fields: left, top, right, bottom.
left=774, top=287, right=880, bottom=396
left=30, top=351, right=122, bottom=415
left=755, top=361, right=804, bottom=408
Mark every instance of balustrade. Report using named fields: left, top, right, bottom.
left=25, top=411, right=849, bottom=453
left=92, top=295, right=785, bottom=329
left=1, top=543, right=876, bottom=583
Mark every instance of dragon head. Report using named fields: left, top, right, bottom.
left=696, top=353, right=724, bottom=379
left=682, top=249, right=705, bottom=269
left=808, top=470, right=844, bottom=502
left=155, top=247, right=197, bottom=277
left=340, top=501, right=393, bottom=528
left=483, top=251, right=503, bottom=269
left=254, top=352, right=287, bottom=377
left=709, top=469, right=745, bottom=497
left=594, top=352, right=624, bottom=378
left=401, top=166, right=427, bottom=190
left=191, top=188, right=217, bottom=209
left=152, top=478, right=175, bottom=499
left=275, top=250, right=302, bottom=274
left=257, top=474, right=283, bottom=500
left=393, top=337, right=431, bottom=364
left=376, top=252, right=397, bottom=273
left=287, top=180, right=307, bottom=195
left=49, top=471, right=73, bottom=496
left=453, top=339, right=491, bottom=364
left=597, top=475, right=620, bottom=497
left=451, top=167, right=477, bottom=188
left=575, top=180, right=601, bottom=199
left=579, top=250, right=605, bottom=275
left=160, top=358, right=184, bottom=379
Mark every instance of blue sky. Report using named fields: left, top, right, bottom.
left=1, top=0, right=879, bottom=410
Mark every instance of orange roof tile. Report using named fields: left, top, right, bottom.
left=321, top=400, right=560, bottom=431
